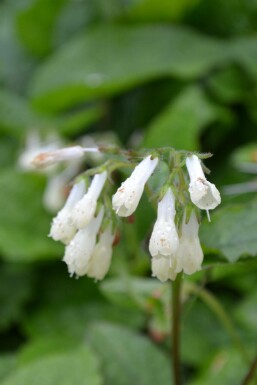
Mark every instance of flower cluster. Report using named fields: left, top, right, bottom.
left=32, top=146, right=221, bottom=282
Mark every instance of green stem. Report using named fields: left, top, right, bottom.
left=187, top=283, right=250, bottom=364
left=171, top=274, right=182, bottom=385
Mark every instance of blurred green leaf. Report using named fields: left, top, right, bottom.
left=189, top=349, right=256, bottom=385
left=0, top=1, right=37, bottom=92
left=0, top=265, right=33, bottom=331
left=100, top=277, right=162, bottom=310
left=2, top=347, right=102, bottom=385
left=88, top=323, right=171, bottom=385
left=124, top=0, right=200, bottom=22
left=29, top=24, right=227, bottom=111
left=235, top=288, right=257, bottom=332
left=24, top=302, right=145, bottom=339
left=16, top=0, right=68, bottom=57
left=0, top=355, right=17, bottom=383
left=144, top=86, right=231, bottom=149
left=17, top=337, right=79, bottom=366
left=0, top=169, right=61, bottom=262
left=200, top=204, right=257, bottom=262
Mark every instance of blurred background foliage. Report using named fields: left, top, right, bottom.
left=0, top=0, right=257, bottom=384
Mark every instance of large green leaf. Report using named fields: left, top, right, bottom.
left=16, top=0, right=68, bottom=57
left=0, top=169, right=61, bottom=261
left=200, top=204, right=257, bottom=262
left=144, top=86, right=231, bottom=149
left=189, top=349, right=256, bottom=385
left=0, top=90, right=102, bottom=136
left=2, top=347, right=102, bottom=385
left=88, top=323, right=171, bottom=385
left=29, top=24, right=227, bottom=111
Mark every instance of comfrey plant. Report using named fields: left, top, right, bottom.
left=32, top=145, right=221, bottom=282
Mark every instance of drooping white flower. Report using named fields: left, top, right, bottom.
left=49, top=180, right=85, bottom=244
left=87, top=225, right=115, bottom=281
left=176, top=211, right=203, bottom=275
left=149, top=188, right=179, bottom=259
left=186, top=155, right=221, bottom=210
left=63, top=208, right=104, bottom=277
left=32, top=146, right=87, bottom=169
left=151, top=257, right=177, bottom=282
left=71, top=171, right=107, bottom=229
left=18, top=131, right=61, bottom=172
left=112, top=155, right=158, bottom=217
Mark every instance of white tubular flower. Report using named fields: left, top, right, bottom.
left=87, top=226, right=115, bottom=281
left=151, top=258, right=177, bottom=282
left=71, top=171, right=107, bottom=229
left=149, top=188, right=179, bottom=259
left=63, top=208, right=104, bottom=277
left=32, top=146, right=86, bottom=169
left=186, top=155, right=221, bottom=210
left=112, top=155, right=158, bottom=217
left=177, top=211, right=203, bottom=275
left=49, top=180, right=85, bottom=244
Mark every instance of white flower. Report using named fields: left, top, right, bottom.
left=186, top=155, right=221, bottom=210
left=176, top=211, right=203, bottom=275
left=151, top=257, right=177, bottom=282
left=112, top=155, right=158, bottom=217
left=149, top=188, right=179, bottom=259
left=49, top=180, right=85, bottom=244
left=87, top=226, right=115, bottom=280
left=32, top=146, right=86, bottom=169
left=63, top=208, right=104, bottom=277
left=71, top=171, right=107, bottom=229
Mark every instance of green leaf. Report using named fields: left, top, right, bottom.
left=88, top=323, right=171, bottom=385
left=235, top=288, right=257, bottom=332
left=29, top=24, right=227, bottom=111
left=16, top=0, right=68, bottom=57
left=0, top=169, right=61, bottom=262
left=17, top=337, right=79, bottom=366
left=0, top=90, right=45, bottom=135
left=24, top=302, right=144, bottom=339
left=200, top=204, right=257, bottom=262
left=124, top=0, right=200, bottom=22
left=0, top=355, right=17, bottom=383
left=100, top=277, right=162, bottom=310
left=189, top=349, right=256, bottom=385
left=2, top=347, right=102, bottom=385
left=144, top=86, right=229, bottom=149
left=0, top=265, right=33, bottom=331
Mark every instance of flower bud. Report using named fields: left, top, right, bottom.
left=71, top=171, right=107, bottom=229
left=112, top=155, right=158, bottom=217
left=63, top=208, right=104, bottom=276
left=151, top=257, right=177, bottom=282
left=87, top=226, right=115, bottom=280
left=186, top=155, right=221, bottom=210
left=177, top=211, right=203, bottom=275
left=149, top=188, right=179, bottom=259
left=49, top=180, right=85, bottom=244
left=32, top=146, right=86, bottom=169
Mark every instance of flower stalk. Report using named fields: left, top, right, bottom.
left=171, top=273, right=182, bottom=385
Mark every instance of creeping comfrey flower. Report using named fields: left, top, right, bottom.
left=49, top=180, right=85, bottom=244
left=87, top=226, right=115, bottom=281
left=149, top=188, right=179, bottom=259
left=186, top=155, right=221, bottom=211
left=63, top=208, right=104, bottom=277
left=176, top=211, right=203, bottom=275
left=71, top=171, right=107, bottom=229
left=151, top=257, right=178, bottom=282
left=112, top=155, right=158, bottom=217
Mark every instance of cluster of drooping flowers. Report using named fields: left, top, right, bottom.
left=32, top=145, right=221, bottom=282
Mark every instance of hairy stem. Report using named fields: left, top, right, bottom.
left=171, top=273, right=182, bottom=385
